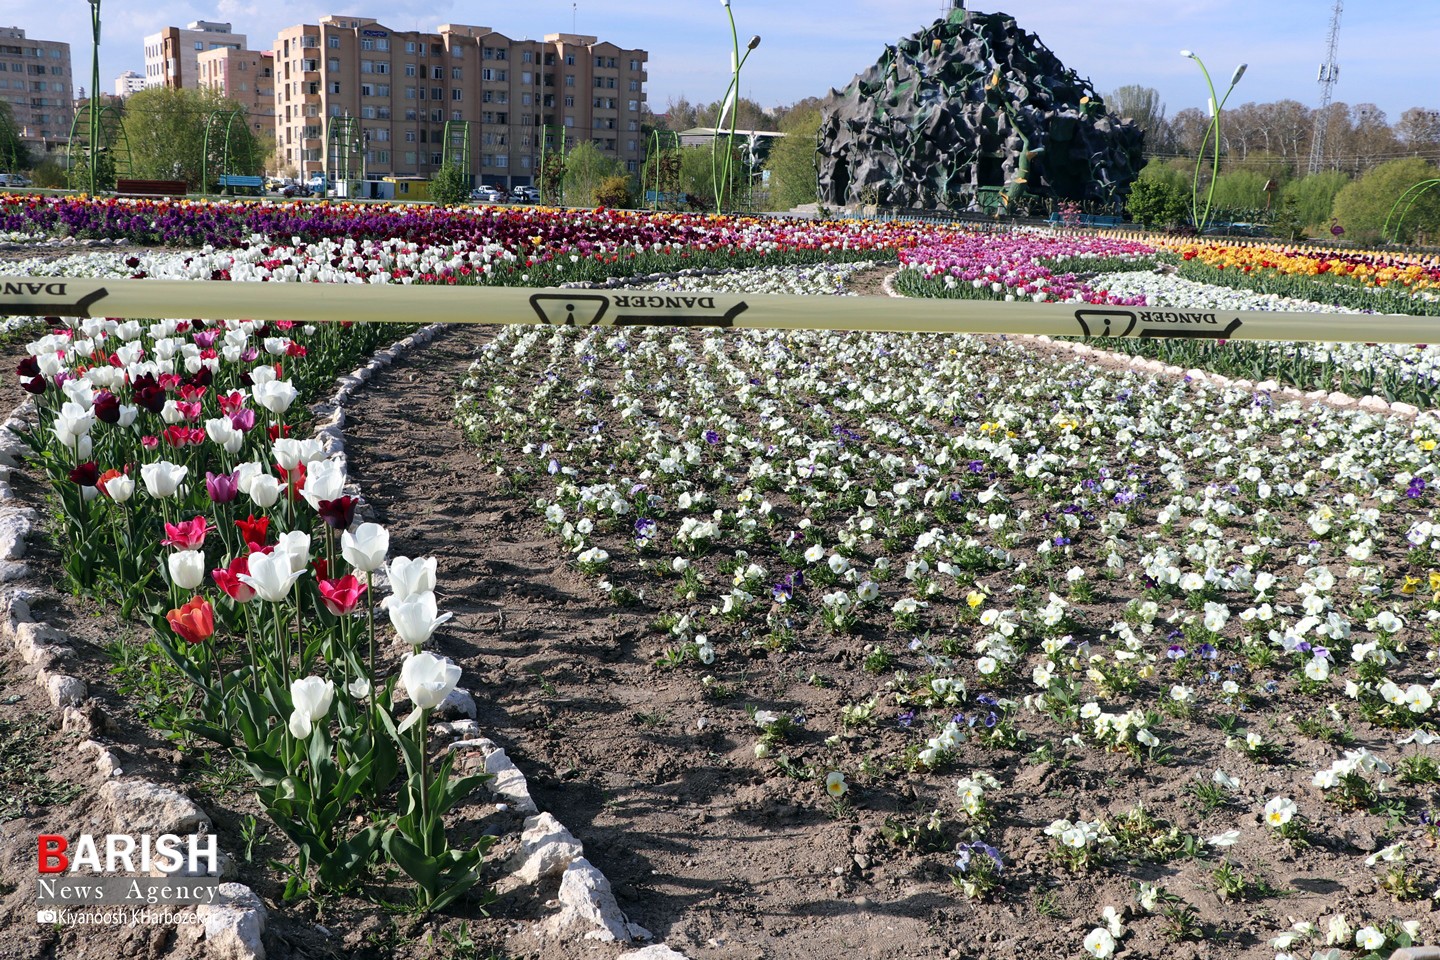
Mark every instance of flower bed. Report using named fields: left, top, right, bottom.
left=5, top=208, right=1440, bottom=957
left=453, top=261, right=1440, bottom=957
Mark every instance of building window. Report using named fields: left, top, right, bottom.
left=328, top=37, right=340, bottom=48
left=523, top=50, right=533, bottom=63
left=565, top=54, right=575, bottom=65
left=629, top=59, right=640, bottom=71
left=404, top=63, right=416, bottom=76
left=452, top=88, right=462, bottom=101
left=628, top=79, right=640, bottom=92
left=361, top=106, right=376, bottom=118
left=564, top=75, right=574, bottom=87
left=563, top=116, right=573, bottom=127
left=302, top=35, right=318, bottom=48
left=452, top=66, right=462, bottom=79
left=327, top=58, right=339, bottom=71
left=405, top=130, right=416, bottom=141
left=328, top=81, right=340, bottom=93
left=564, top=95, right=574, bottom=107
left=361, top=38, right=375, bottom=51
left=431, top=66, right=442, bottom=80
left=405, top=41, right=416, bottom=53
left=431, top=86, right=442, bottom=100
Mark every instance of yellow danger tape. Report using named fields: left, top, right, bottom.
left=0, top=276, right=1434, bottom=345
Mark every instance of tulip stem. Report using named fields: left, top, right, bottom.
left=366, top=570, right=376, bottom=740
left=417, top=707, right=431, bottom=858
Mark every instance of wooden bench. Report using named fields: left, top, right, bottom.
left=217, top=174, right=264, bottom=193
left=115, top=178, right=188, bottom=198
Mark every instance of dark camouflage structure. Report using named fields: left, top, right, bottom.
left=817, top=7, right=1146, bottom=212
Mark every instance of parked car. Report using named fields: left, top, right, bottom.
left=511, top=185, right=539, bottom=203
left=470, top=185, right=504, bottom=203
left=0, top=173, right=32, bottom=188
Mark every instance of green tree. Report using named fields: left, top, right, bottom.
left=0, top=101, right=30, bottom=173
left=1125, top=162, right=1190, bottom=228
left=428, top=163, right=470, bottom=206
left=1209, top=169, right=1269, bottom=218
left=560, top=141, right=622, bottom=207
left=1331, top=156, right=1440, bottom=244
left=763, top=108, right=821, bottom=211
left=1280, top=171, right=1350, bottom=232
left=123, top=87, right=262, bottom=189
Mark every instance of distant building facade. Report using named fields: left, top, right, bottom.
left=144, top=21, right=247, bottom=90
left=0, top=26, right=72, bottom=153
left=198, top=48, right=274, bottom=136
left=114, top=70, right=145, bottom=97
left=270, top=16, right=647, bottom=187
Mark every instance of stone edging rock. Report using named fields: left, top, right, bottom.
left=880, top=269, right=1439, bottom=425
left=0, top=399, right=266, bottom=957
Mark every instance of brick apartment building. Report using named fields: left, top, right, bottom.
left=197, top=48, right=275, bottom=137
left=0, top=27, right=72, bottom=155
left=144, top=21, right=247, bottom=91
left=271, top=16, right=647, bottom=188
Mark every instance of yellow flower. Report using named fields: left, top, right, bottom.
left=1419, top=439, right=1437, bottom=452
left=966, top=591, right=985, bottom=608
left=1429, top=571, right=1440, bottom=592
left=1401, top=576, right=1421, bottom=595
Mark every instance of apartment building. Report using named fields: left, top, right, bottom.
left=114, top=70, right=145, bottom=97
left=0, top=27, right=72, bottom=153
left=143, top=21, right=247, bottom=91
left=271, top=16, right=647, bottom=188
left=198, top=49, right=275, bottom=136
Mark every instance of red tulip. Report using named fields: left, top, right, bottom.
left=167, top=596, right=215, bottom=644
left=235, top=514, right=270, bottom=548
left=318, top=574, right=367, bottom=615
left=212, top=555, right=256, bottom=603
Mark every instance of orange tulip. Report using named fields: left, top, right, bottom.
left=167, top=596, right=215, bottom=645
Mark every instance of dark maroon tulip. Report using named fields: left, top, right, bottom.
left=317, top=496, right=357, bottom=530
left=92, top=391, right=121, bottom=424
left=15, top=356, right=38, bottom=378
left=22, top=376, right=46, bottom=395
left=68, top=462, right=100, bottom=486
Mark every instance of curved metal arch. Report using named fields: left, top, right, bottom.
left=201, top=108, right=247, bottom=193
left=646, top=129, right=680, bottom=210
left=1383, top=179, right=1440, bottom=244
left=66, top=102, right=130, bottom=186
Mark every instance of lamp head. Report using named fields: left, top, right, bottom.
left=748, top=35, right=761, bottom=50
left=1180, top=49, right=1195, bottom=59
left=1230, top=63, right=1248, bottom=85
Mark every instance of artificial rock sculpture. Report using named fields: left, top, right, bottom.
left=817, top=3, right=1145, bottom=213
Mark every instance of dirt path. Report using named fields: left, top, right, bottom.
left=341, top=325, right=962, bottom=960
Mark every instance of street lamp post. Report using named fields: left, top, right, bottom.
left=1181, top=51, right=1246, bottom=233
left=87, top=0, right=101, bottom=193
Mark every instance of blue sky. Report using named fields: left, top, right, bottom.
left=15, top=0, right=1440, bottom=122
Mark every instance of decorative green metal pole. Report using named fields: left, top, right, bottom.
left=87, top=0, right=101, bottom=193
left=711, top=2, right=760, bottom=214
left=1181, top=51, right=1245, bottom=233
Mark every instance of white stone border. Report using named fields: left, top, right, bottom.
left=881, top=268, right=1439, bottom=425
left=0, top=397, right=267, bottom=959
